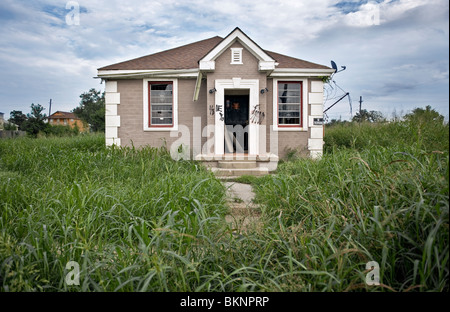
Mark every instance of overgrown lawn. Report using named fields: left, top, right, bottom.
left=0, top=120, right=448, bottom=291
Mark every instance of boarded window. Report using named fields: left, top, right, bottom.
left=278, top=81, right=302, bottom=126
left=149, top=82, right=173, bottom=127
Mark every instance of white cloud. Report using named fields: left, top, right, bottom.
left=344, top=1, right=381, bottom=27
left=0, top=0, right=448, bottom=121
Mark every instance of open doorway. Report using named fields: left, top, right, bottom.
left=224, top=90, right=249, bottom=153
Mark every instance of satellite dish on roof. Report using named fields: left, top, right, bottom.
left=331, top=60, right=338, bottom=72
left=331, top=60, right=347, bottom=74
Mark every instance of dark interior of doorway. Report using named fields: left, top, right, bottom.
left=224, top=94, right=249, bottom=153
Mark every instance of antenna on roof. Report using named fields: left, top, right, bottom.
left=331, top=60, right=346, bottom=74
left=323, top=61, right=351, bottom=120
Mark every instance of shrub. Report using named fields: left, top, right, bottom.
left=43, top=124, right=80, bottom=137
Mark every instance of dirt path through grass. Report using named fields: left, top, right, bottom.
left=223, top=182, right=262, bottom=234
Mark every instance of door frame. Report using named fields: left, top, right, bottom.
left=224, top=94, right=249, bottom=153
left=214, top=78, right=259, bottom=156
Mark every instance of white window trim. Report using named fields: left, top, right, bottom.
left=272, top=78, right=308, bottom=131
left=230, top=48, right=243, bottom=64
left=143, top=78, right=178, bottom=131
left=214, top=78, right=259, bottom=155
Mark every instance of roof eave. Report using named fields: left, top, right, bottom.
left=270, top=68, right=335, bottom=77
left=96, top=68, right=200, bottom=79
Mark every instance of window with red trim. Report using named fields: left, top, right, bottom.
left=277, top=81, right=302, bottom=127
left=149, top=82, right=173, bottom=127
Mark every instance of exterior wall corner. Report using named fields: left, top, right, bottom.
left=105, top=80, right=121, bottom=147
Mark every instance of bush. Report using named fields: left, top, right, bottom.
left=3, top=123, right=17, bottom=131
left=43, top=124, right=80, bottom=137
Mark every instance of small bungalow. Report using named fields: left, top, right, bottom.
left=48, top=111, right=86, bottom=132
left=97, top=28, right=334, bottom=175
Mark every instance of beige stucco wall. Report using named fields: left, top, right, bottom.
left=110, top=41, right=324, bottom=159
left=206, top=41, right=268, bottom=130
left=205, top=41, right=274, bottom=156
left=116, top=78, right=207, bottom=151
left=203, top=41, right=321, bottom=159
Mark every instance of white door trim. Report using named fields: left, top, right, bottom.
left=214, top=78, right=259, bottom=156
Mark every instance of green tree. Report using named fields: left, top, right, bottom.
left=22, top=103, right=48, bottom=137
left=73, top=88, right=105, bottom=132
left=403, top=105, right=444, bottom=124
left=352, top=109, right=385, bottom=123
left=402, top=105, right=447, bottom=150
left=8, top=110, right=27, bottom=130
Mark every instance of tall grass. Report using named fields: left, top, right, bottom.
left=323, top=120, right=449, bottom=153
left=0, top=134, right=230, bottom=291
left=0, top=121, right=448, bottom=292
left=248, top=121, right=449, bottom=291
left=250, top=146, right=448, bottom=291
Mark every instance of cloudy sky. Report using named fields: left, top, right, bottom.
left=0, top=0, right=448, bottom=121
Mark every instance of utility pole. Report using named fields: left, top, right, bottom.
left=359, top=96, right=363, bottom=115
left=48, top=99, right=52, bottom=123
left=359, top=96, right=363, bottom=123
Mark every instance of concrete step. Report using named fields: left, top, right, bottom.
left=218, top=161, right=257, bottom=169
left=211, top=167, right=269, bottom=177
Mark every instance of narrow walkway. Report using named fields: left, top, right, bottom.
left=223, top=182, right=262, bottom=234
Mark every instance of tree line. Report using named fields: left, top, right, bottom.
left=5, top=89, right=105, bottom=137
left=327, top=105, right=446, bottom=125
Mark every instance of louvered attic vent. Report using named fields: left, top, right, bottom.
left=230, top=48, right=243, bottom=64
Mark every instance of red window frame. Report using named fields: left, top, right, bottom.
left=277, top=81, right=303, bottom=128
left=148, top=81, right=174, bottom=128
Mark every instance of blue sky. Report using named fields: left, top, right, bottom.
left=0, top=0, right=448, bottom=121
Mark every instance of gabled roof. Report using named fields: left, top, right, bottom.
left=98, top=36, right=223, bottom=71
left=265, top=50, right=330, bottom=69
left=98, top=28, right=331, bottom=71
left=49, top=111, right=79, bottom=119
left=199, top=27, right=277, bottom=71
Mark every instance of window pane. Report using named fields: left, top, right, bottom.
left=151, top=111, right=172, bottom=118
left=278, top=83, right=300, bottom=91
left=279, top=96, right=301, bottom=104
left=150, top=83, right=173, bottom=126
left=151, top=84, right=172, bottom=91
left=279, top=118, right=300, bottom=124
left=279, top=104, right=300, bottom=111
left=152, top=118, right=173, bottom=125
left=151, top=105, right=172, bottom=111
left=278, top=82, right=301, bottom=125
left=279, top=112, right=300, bottom=118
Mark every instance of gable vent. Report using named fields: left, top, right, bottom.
left=230, top=48, right=243, bottom=64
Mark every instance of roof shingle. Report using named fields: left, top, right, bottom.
left=98, top=35, right=330, bottom=71
left=49, top=111, right=79, bottom=119
left=98, top=36, right=223, bottom=71
left=265, top=50, right=331, bottom=69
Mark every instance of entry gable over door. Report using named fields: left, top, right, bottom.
left=199, top=27, right=277, bottom=71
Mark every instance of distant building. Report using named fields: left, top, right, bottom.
left=0, top=112, right=4, bottom=129
left=48, top=111, right=87, bottom=132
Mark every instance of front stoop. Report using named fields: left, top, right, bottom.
left=212, top=166, right=269, bottom=177
left=213, top=160, right=269, bottom=177
left=196, top=154, right=278, bottom=177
